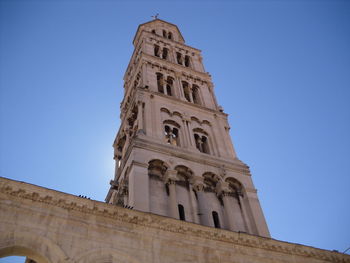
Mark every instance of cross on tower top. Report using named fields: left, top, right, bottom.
left=151, top=13, right=159, bottom=20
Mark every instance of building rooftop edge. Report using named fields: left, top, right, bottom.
left=0, top=176, right=349, bottom=262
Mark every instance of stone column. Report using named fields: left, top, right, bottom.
left=137, top=100, right=145, bottom=134
left=186, top=120, right=197, bottom=149
left=221, top=193, right=237, bottom=231
left=164, top=169, right=178, bottom=219
left=189, top=87, right=194, bottom=103
left=189, top=184, right=200, bottom=224
left=175, top=72, right=185, bottom=100
left=181, top=119, right=190, bottom=148
left=238, top=193, right=251, bottom=233
left=192, top=177, right=209, bottom=226
left=216, top=181, right=236, bottom=231
left=141, top=62, right=149, bottom=88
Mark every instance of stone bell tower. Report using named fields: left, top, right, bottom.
left=105, top=18, right=270, bottom=237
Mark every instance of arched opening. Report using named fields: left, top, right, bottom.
left=0, top=246, right=50, bottom=263
left=152, top=29, right=156, bottom=34
left=176, top=52, right=183, bottom=65
left=168, top=32, right=173, bottom=40
left=162, top=47, right=168, bottom=60
left=184, top=55, right=190, bottom=67
left=163, top=30, right=167, bottom=37
left=164, top=120, right=180, bottom=146
left=154, top=44, right=160, bottom=57
left=192, top=85, right=201, bottom=105
left=193, top=129, right=210, bottom=154
left=212, top=211, right=221, bottom=228
left=166, top=76, right=173, bottom=96
left=178, top=204, right=185, bottom=221
left=156, top=73, right=164, bottom=93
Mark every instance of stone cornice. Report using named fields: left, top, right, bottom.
left=0, top=177, right=349, bottom=263
left=143, top=89, right=227, bottom=118
left=142, top=53, right=211, bottom=82
left=128, top=136, right=253, bottom=176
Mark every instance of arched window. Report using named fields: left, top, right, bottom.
left=176, top=52, right=183, bottom=65
left=184, top=55, right=190, bottom=67
left=212, top=211, right=220, bottom=228
left=168, top=32, right=173, bottom=40
left=182, top=81, right=191, bottom=102
left=194, top=133, right=210, bottom=154
left=162, top=47, right=168, bottom=60
left=163, top=30, right=167, bottom=37
left=192, top=85, right=201, bottom=105
left=154, top=45, right=160, bottom=57
left=164, top=125, right=179, bottom=146
left=166, top=76, right=174, bottom=96
left=152, top=29, right=156, bottom=34
left=156, top=73, right=164, bottom=93
left=178, top=204, right=185, bottom=221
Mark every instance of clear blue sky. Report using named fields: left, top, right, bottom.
left=0, top=0, right=349, bottom=260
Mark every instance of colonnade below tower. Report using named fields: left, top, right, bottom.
left=107, top=148, right=270, bottom=237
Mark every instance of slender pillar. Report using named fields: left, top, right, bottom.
left=192, top=178, right=209, bottom=226
left=222, top=193, right=237, bottom=231
left=137, top=100, right=145, bottom=134
left=181, top=120, right=190, bottom=148
left=186, top=120, right=197, bottom=149
left=168, top=180, right=178, bottom=219
left=216, top=181, right=236, bottom=231
left=175, top=73, right=185, bottom=100
left=238, top=193, right=251, bottom=233
left=165, top=169, right=178, bottom=219
left=189, top=184, right=200, bottom=224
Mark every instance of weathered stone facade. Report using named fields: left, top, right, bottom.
left=1, top=177, right=349, bottom=263
left=105, top=18, right=269, bottom=238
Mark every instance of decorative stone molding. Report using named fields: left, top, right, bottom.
left=163, top=169, right=178, bottom=184
left=0, top=177, right=349, bottom=263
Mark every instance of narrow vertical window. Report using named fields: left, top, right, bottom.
left=192, top=85, right=201, bottom=105
left=166, top=77, right=173, bottom=96
left=156, top=73, right=164, bottom=93
left=162, top=48, right=168, bottom=60
left=154, top=45, right=160, bottom=57
left=163, top=30, right=167, bottom=37
left=152, top=29, right=156, bottom=34
left=178, top=204, right=185, bottom=221
left=168, top=32, right=173, bottom=40
left=194, top=133, right=210, bottom=154
left=176, top=52, right=183, bottom=65
left=184, top=55, right=190, bottom=67
left=164, top=125, right=179, bottom=146
left=212, top=211, right=220, bottom=228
